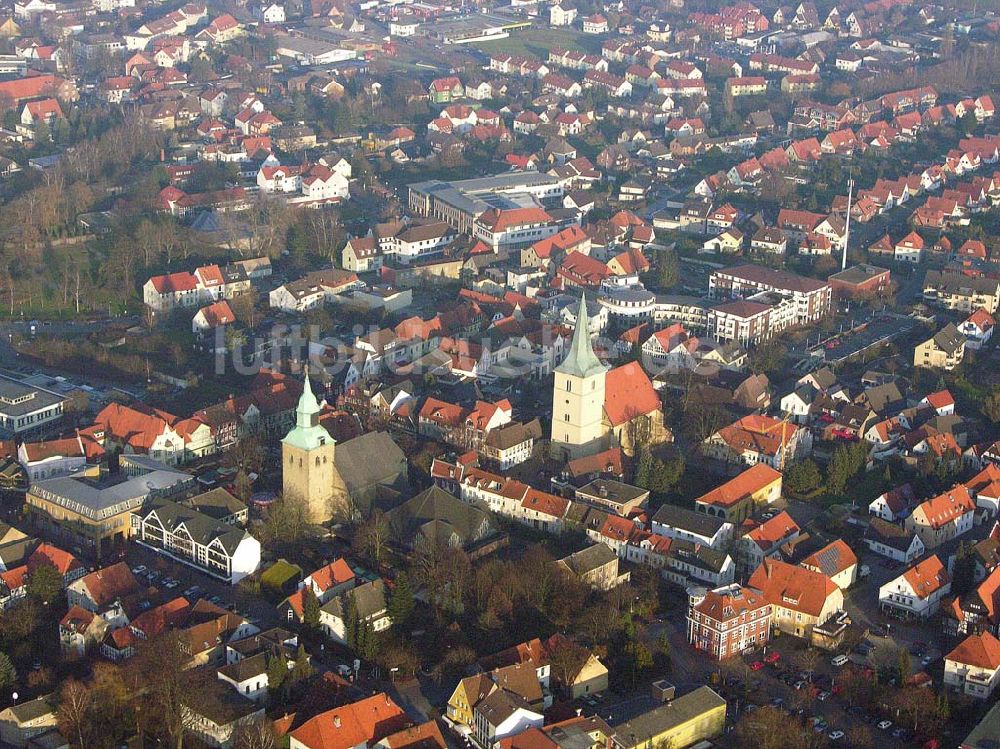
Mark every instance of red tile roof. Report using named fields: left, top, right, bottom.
left=603, top=362, right=660, bottom=427
left=694, top=584, right=769, bottom=623
left=477, top=207, right=552, bottom=232
left=290, top=693, right=410, bottom=749
left=915, top=485, right=975, bottom=529
left=150, top=271, right=199, bottom=294
left=744, top=510, right=800, bottom=549
left=901, top=555, right=950, bottom=600
left=28, top=543, right=82, bottom=577
left=76, top=562, right=141, bottom=608
left=697, top=464, right=781, bottom=508
left=945, top=631, right=1000, bottom=670
left=748, top=558, right=838, bottom=617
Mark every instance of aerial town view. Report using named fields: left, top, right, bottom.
left=0, top=0, right=999, bottom=747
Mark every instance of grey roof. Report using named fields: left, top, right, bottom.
left=0, top=374, right=65, bottom=419
left=860, top=382, right=904, bottom=414
left=477, top=688, right=534, bottom=727
left=485, top=419, right=542, bottom=451
left=959, top=700, right=1000, bottom=749
left=335, top=431, right=408, bottom=501
left=667, top=538, right=730, bottom=573
left=2, top=694, right=55, bottom=724
left=864, top=518, right=919, bottom=552
left=576, top=479, right=648, bottom=507
left=387, top=485, right=490, bottom=547
left=182, top=488, right=247, bottom=521
left=321, top=578, right=387, bottom=622
left=0, top=537, right=34, bottom=567
left=184, top=680, right=261, bottom=726
left=31, top=463, right=192, bottom=520
left=924, top=269, right=1000, bottom=296
left=931, top=323, right=966, bottom=355
left=560, top=543, right=618, bottom=577
left=142, top=499, right=253, bottom=556
left=612, top=687, right=725, bottom=744
left=217, top=651, right=270, bottom=682
left=652, top=504, right=728, bottom=537
left=829, top=264, right=889, bottom=285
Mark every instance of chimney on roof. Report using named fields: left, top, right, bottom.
left=333, top=716, right=341, bottom=728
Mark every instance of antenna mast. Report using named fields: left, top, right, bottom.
left=842, top=177, right=854, bottom=270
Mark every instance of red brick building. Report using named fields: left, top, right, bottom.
left=687, top=584, right=772, bottom=660
left=827, top=264, right=891, bottom=298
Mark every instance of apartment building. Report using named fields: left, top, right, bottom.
left=687, top=584, right=772, bottom=660
left=709, top=264, right=831, bottom=324
left=923, top=271, right=1000, bottom=314
left=914, top=323, right=967, bottom=370
left=133, top=498, right=261, bottom=584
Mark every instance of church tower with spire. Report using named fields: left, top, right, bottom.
left=281, top=367, right=337, bottom=522
left=551, top=293, right=609, bottom=459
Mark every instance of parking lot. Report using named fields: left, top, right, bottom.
left=713, top=639, right=925, bottom=748
left=124, top=542, right=279, bottom=630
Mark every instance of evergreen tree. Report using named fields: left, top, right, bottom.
left=301, top=587, right=321, bottom=632
left=648, top=455, right=684, bottom=494
left=634, top=448, right=653, bottom=489
left=388, top=573, right=415, bottom=630
left=784, top=459, right=822, bottom=495
left=265, top=655, right=288, bottom=699
left=0, top=652, right=15, bottom=695
left=656, top=247, right=679, bottom=289
left=290, top=644, right=314, bottom=684
left=345, top=596, right=360, bottom=652
left=896, top=646, right=911, bottom=684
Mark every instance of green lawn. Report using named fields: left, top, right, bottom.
left=473, top=27, right=604, bottom=58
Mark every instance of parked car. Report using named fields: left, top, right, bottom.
left=764, top=651, right=781, bottom=664
left=829, top=731, right=844, bottom=741
left=878, top=721, right=893, bottom=730
left=131, top=565, right=147, bottom=576
left=831, top=654, right=849, bottom=667
left=751, top=661, right=765, bottom=671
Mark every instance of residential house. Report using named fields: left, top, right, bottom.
left=914, top=324, right=966, bottom=370
left=879, top=554, right=951, bottom=620
left=800, top=539, right=857, bottom=589
left=864, top=518, right=925, bottom=563
left=943, top=631, right=1000, bottom=699
left=748, top=558, right=844, bottom=641
left=905, top=485, right=976, bottom=549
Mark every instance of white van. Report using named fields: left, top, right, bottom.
left=831, top=654, right=849, bottom=667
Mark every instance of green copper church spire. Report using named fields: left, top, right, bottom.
left=282, top=364, right=331, bottom=450
left=555, top=292, right=608, bottom=379
left=295, top=364, right=321, bottom=429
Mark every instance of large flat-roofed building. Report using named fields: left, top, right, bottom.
left=611, top=686, right=726, bottom=749
left=828, top=264, right=891, bottom=298
left=0, top=375, right=67, bottom=436
left=424, top=13, right=531, bottom=44
left=26, top=459, right=193, bottom=559
left=408, top=173, right=565, bottom=234
left=709, top=263, right=832, bottom=325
